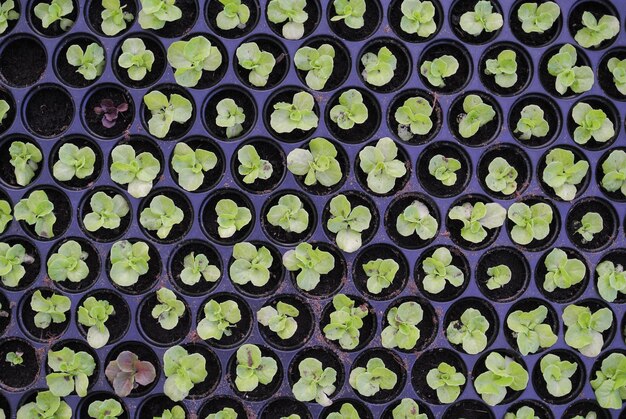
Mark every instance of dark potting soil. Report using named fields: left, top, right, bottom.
left=19, top=187, right=71, bottom=240
left=505, top=196, right=560, bottom=252
left=566, top=96, right=619, bottom=151
left=20, top=288, right=70, bottom=341
left=289, top=242, right=346, bottom=299
left=288, top=346, right=344, bottom=398
left=535, top=247, right=589, bottom=303
left=229, top=241, right=284, bottom=298
left=264, top=87, right=320, bottom=143
left=418, top=40, right=472, bottom=94
left=0, top=137, right=43, bottom=187
left=293, top=139, right=349, bottom=195
left=0, top=292, right=11, bottom=335
left=202, top=189, right=255, bottom=245
left=416, top=141, right=472, bottom=198
left=0, top=338, right=39, bottom=389
left=204, top=87, right=257, bottom=140
left=87, top=0, right=137, bottom=37
left=258, top=294, right=314, bottom=350
left=232, top=139, right=286, bottom=194
left=325, top=88, right=381, bottom=144
left=25, top=86, right=74, bottom=138
left=295, top=36, right=351, bottom=91
left=79, top=393, right=129, bottom=419
left=49, top=339, right=99, bottom=391
left=442, top=400, right=494, bottom=419
left=472, top=349, right=526, bottom=405
left=387, top=89, right=442, bottom=145
left=169, top=240, right=223, bottom=296
left=537, top=145, right=591, bottom=201
left=138, top=395, right=188, bottom=419
left=479, top=42, right=532, bottom=96
left=321, top=399, right=373, bottom=419
left=142, top=85, right=195, bottom=140
left=114, top=35, right=167, bottom=88
left=0, top=37, right=46, bottom=87
left=0, top=89, right=16, bottom=135
left=448, top=92, right=502, bottom=147
left=84, top=86, right=135, bottom=138
left=355, top=142, right=411, bottom=197
left=228, top=345, right=282, bottom=401
left=509, top=93, right=562, bottom=148
left=445, top=297, right=499, bottom=353
left=105, top=341, right=160, bottom=397
left=566, top=197, right=618, bottom=252
left=80, top=187, right=132, bottom=242
left=595, top=250, right=626, bottom=303
left=387, top=0, right=443, bottom=43
left=198, top=396, right=247, bottom=418
left=326, top=0, right=381, bottom=41
left=260, top=398, right=312, bottom=419
left=197, top=293, right=252, bottom=349
left=477, top=144, right=531, bottom=199
left=357, top=38, right=411, bottom=93
left=385, top=193, right=440, bottom=249
left=138, top=291, right=191, bottom=346
left=351, top=348, right=405, bottom=403
left=446, top=195, right=501, bottom=250
left=320, top=295, right=375, bottom=352
left=509, top=0, right=562, bottom=47
left=0, top=237, right=40, bottom=291
left=414, top=246, right=470, bottom=302
left=56, top=36, right=103, bottom=88
left=260, top=191, right=317, bottom=245
left=29, top=0, right=78, bottom=36
left=568, top=0, right=618, bottom=50
left=476, top=247, right=530, bottom=302
left=266, top=0, right=320, bottom=39
left=50, top=137, right=103, bottom=190
left=598, top=48, right=626, bottom=100
left=504, top=298, right=560, bottom=353
left=235, top=36, right=289, bottom=89
left=381, top=297, right=438, bottom=352
left=597, top=147, right=626, bottom=202
left=352, top=244, right=409, bottom=301
left=77, top=290, right=130, bottom=346
left=538, top=44, right=592, bottom=98
left=322, top=191, right=379, bottom=248
left=150, top=0, right=198, bottom=38
left=412, top=348, right=467, bottom=404
left=532, top=349, right=585, bottom=405
left=182, top=343, right=220, bottom=399
left=139, top=189, right=193, bottom=243
left=449, top=0, right=503, bottom=44
left=206, top=0, right=260, bottom=38
left=107, top=240, right=160, bottom=295
left=170, top=137, right=225, bottom=192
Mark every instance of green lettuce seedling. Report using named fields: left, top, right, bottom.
left=322, top=294, right=368, bottom=350
left=540, top=353, right=577, bottom=398
left=361, top=46, right=397, bottom=87
left=590, top=352, right=626, bottom=409
left=197, top=299, right=241, bottom=340
left=363, top=258, right=399, bottom=295
left=446, top=307, right=489, bottom=354
left=601, top=149, right=626, bottom=196
left=101, top=0, right=133, bottom=35
left=171, top=142, right=217, bottom=192
left=287, top=137, right=342, bottom=187
left=140, top=195, right=184, bottom=239
left=571, top=102, right=615, bottom=145
left=77, top=296, right=115, bottom=348
left=517, top=1, right=560, bottom=33
left=105, top=350, right=157, bottom=397
left=216, top=0, right=250, bottom=30
left=349, top=357, right=397, bottom=397
left=485, top=157, right=518, bottom=195
left=6, top=350, right=23, bottom=366
left=420, top=55, right=459, bottom=87
left=574, top=11, right=619, bottom=49
left=426, top=362, right=466, bottom=404
left=449, top=201, right=506, bottom=244
left=30, top=290, right=71, bottom=329
left=258, top=301, right=299, bottom=340
left=327, top=403, right=359, bottom=419
left=507, top=202, right=553, bottom=245
left=422, top=247, right=464, bottom=294
left=16, top=390, right=72, bottom=419
left=15, top=190, right=56, bottom=238
left=331, top=0, right=365, bottom=29
left=429, top=154, right=461, bottom=186
left=292, top=357, right=336, bottom=406
left=329, top=89, right=369, bottom=129
left=154, top=406, right=186, bottom=419
left=138, top=0, right=182, bottom=30
left=236, top=42, right=276, bottom=87
left=576, top=211, right=603, bottom=242
left=400, top=0, right=437, bottom=37
left=83, top=192, right=129, bottom=232
left=34, top=0, right=74, bottom=30
left=505, top=406, right=541, bottom=419
left=485, top=49, right=517, bottom=88
left=46, top=347, right=96, bottom=397
left=52, top=143, right=96, bottom=182
left=542, top=148, right=589, bottom=201
left=460, top=0, right=503, bottom=36
left=152, top=288, right=185, bottom=330
left=563, top=304, right=612, bottom=357
left=234, top=344, right=278, bottom=392
left=474, top=352, right=529, bottom=406
left=381, top=301, right=422, bottom=350
left=110, top=144, right=160, bottom=198
left=396, top=200, right=438, bottom=240
left=486, top=264, right=511, bottom=290
left=163, top=345, right=208, bottom=401
left=0, top=0, right=18, bottom=34
left=0, top=242, right=30, bottom=287
left=607, top=57, right=626, bottom=95
left=215, top=198, right=252, bottom=238
left=143, top=90, right=193, bottom=139
left=237, top=144, right=272, bottom=184
left=66, top=43, right=105, bottom=81
left=206, top=408, right=236, bottom=419
left=267, top=0, right=308, bottom=39
left=283, top=243, right=335, bottom=291
left=9, top=140, right=42, bottom=186
left=327, top=194, right=371, bottom=253
left=109, top=240, right=150, bottom=287
left=515, top=104, right=550, bottom=140
left=180, top=252, right=219, bottom=286
left=596, top=260, right=626, bottom=303
left=216, top=98, right=245, bottom=138
left=393, top=399, right=428, bottom=419
left=87, top=399, right=123, bottom=419
left=229, top=242, right=272, bottom=287
left=543, top=248, right=586, bottom=292
left=394, top=97, right=433, bottom=141
left=0, top=199, right=10, bottom=234
left=294, top=44, right=335, bottom=90
left=118, top=38, right=155, bottom=81
left=267, top=194, right=309, bottom=233
left=0, top=99, right=9, bottom=125
left=547, top=44, right=594, bottom=95
left=359, top=137, right=407, bottom=194
left=167, top=36, right=222, bottom=87
left=458, top=94, right=496, bottom=138
left=270, top=91, right=318, bottom=133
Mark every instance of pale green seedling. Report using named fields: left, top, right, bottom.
left=540, top=353, right=577, bottom=398
left=139, top=194, right=184, bottom=239
left=229, top=242, right=273, bottom=287
left=83, top=191, right=129, bottom=232
left=283, top=242, right=334, bottom=291
left=197, top=299, right=241, bottom=340
left=329, top=89, right=368, bottom=129
left=571, top=102, right=615, bottom=145
left=257, top=301, right=299, bottom=340
left=429, top=154, right=461, bottom=186
left=327, top=194, right=371, bottom=253
left=363, top=258, right=399, bottom=295
left=294, top=44, right=335, bottom=90
left=446, top=307, right=490, bottom=354
left=322, top=294, right=368, bottom=350
left=485, top=157, right=518, bottom=195
left=574, top=11, right=620, bottom=49
left=485, top=49, right=518, bottom=88
left=237, top=144, right=272, bottom=184
left=420, top=55, right=459, bottom=87
left=100, top=0, right=133, bottom=36
left=394, top=96, right=433, bottom=141
left=216, top=0, right=250, bottom=30
left=515, top=104, right=550, bottom=140
left=596, top=260, right=626, bottom=303
left=287, top=137, right=343, bottom=187
left=66, top=43, right=105, bottom=81
left=358, top=137, right=407, bottom=194
left=215, top=198, right=252, bottom=238
left=270, top=91, right=318, bottom=133
left=167, top=36, right=223, bottom=87
left=360, top=46, right=397, bottom=87
left=400, top=0, right=437, bottom=37
left=448, top=201, right=506, bottom=244
left=426, top=362, right=466, bottom=404
left=486, top=264, right=511, bottom=290
left=457, top=94, right=496, bottom=138
left=542, top=148, right=589, bottom=201
left=563, top=304, right=613, bottom=357
left=138, top=0, right=182, bottom=30
left=507, top=202, right=553, bottom=245
left=331, top=0, right=365, bottom=29
left=53, top=143, right=96, bottom=182
left=421, top=247, right=464, bottom=294
left=517, top=1, right=560, bottom=33
left=381, top=301, right=422, bottom=350
left=236, top=42, right=276, bottom=87
left=216, top=98, right=245, bottom=138
left=349, top=357, right=397, bottom=397
left=117, top=38, right=155, bottom=81
left=151, top=288, right=185, bottom=330
left=9, top=140, right=42, bottom=187
left=474, top=352, right=528, bottom=406
left=266, top=194, right=309, bottom=234
left=30, top=290, right=71, bottom=329
left=506, top=305, right=557, bottom=355
left=396, top=200, right=438, bottom=240
left=547, top=44, right=594, bottom=95
left=460, top=0, right=503, bottom=36
left=267, top=0, right=308, bottom=39
left=291, top=357, right=336, bottom=406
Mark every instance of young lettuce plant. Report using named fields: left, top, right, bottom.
left=16, top=390, right=72, bottom=419
left=485, top=157, right=518, bottom=195
left=0, top=99, right=9, bottom=125
left=171, top=142, right=217, bottom=192
left=237, top=144, right=273, bottom=184
left=87, top=399, right=123, bottom=419
left=234, top=344, right=278, bottom=392
left=381, top=301, right=422, bottom=350
left=197, top=299, right=241, bottom=340
left=163, top=345, right=208, bottom=401
left=0, top=199, right=10, bottom=234
left=396, top=200, right=438, bottom=240
left=358, top=137, right=407, bottom=194
left=426, top=362, right=466, bottom=404
left=596, top=260, right=626, bottom=303
left=601, top=149, right=626, bottom=196
left=154, top=406, right=186, bottom=419
left=331, top=0, right=365, bottom=29
left=143, top=90, right=193, bottom=139
left=77, top=296, right=115, bottom=348
left=267, top=194, right=309, bottom=234
left=422, top=247, right=464, bottom=294
left=485, top=49, right=518, bottom=88
left=363, top=258, right=399, bottom=295
left=215, top=198, right=252, bottom=239
left=542, top=148, right=589, bottom=201
left=329, top=89, right=369, bottom=129
left=515, top=104, right=550, bottom=140
left=0, top=242, right=31, bottom=287
left=400, top=0, right=437, bottom=37
left=34, top=0, right=74, bottom=30
left=100, top=0, right=134, bottom=36
left=257, top=301, right=299, bottom=340
left=216, top=0, right=250, bottom=30
left=138, top=0, right=182, bottom=30
left=236, top=42, right=276, bottom=87
left=294, top=44, right=335, bottom=90
left=420, top=55, right=459, bottom=87
left=322, top=294, right=369, bottom=350
left=180, top=252, right=220, bottom=286
left=571, top=102, right=615, bottom=145
left=474, top=352, right=529, bottom=406
left=9, top=140, right=42, bottom=186
left=563, top=304, right=612, bottom=357
left=540, top=353, right=577, bottom=398
left=117, top=38, right=155, bottom=81
left=0, top=0, right=18, bottom=34
left=30, top=290, right=71, bottom=329
left=327, top=194, right=371, bottom=253
left=267, top=0, right=308, bottom=39
left=457, top=94, right=496, bottom=138
left=428, top=154, right=461, bottom=186
left=292, top=357, right=337, bottom=406
left=446, top=307, right=490, bottom=354
left=15, top=190, right=56, bottom=238
left=349, top=357, right=397, bottom=397
left=66, top=43, right=105, bottom=81
left=287, top=137, right=343, bottom=187
left=608, top=57, right=626, bottom=95
left=576, top=211, right=603, bottom=243
left=52, top=143, right=96, bottom=182
left=140, top=195, right=184, bottom=239
left=206, top=408, right=237, bottom=419
left=547, top=44, right=594, bottom=95
left=394, top=96, right=434, bottom=141
left=486, top=264, right=511, bottom=290
left=517, top=1, right=560, bottom=33
left=448, top=201, right=506, bottom=244
left=109, top=240, right=150, bottom=287
left=270, top=91, right=319, bottom=133
left=460, top=0, right=503, bottom=36
left=110, top=144, right=160, bottom=198
left=83, top=192, right=129, bottom=232
left=574, top=11, right=619, bottom=49
left=46, top=347, right=96, bottom=397
left=507, top=202, right=553, bottom=245
left=105, top=350, right=156, bottom=397
left=327, top=403, right=360, bottom=419
left=151, top=288, right=185, bottom=330
left=6, top=350, right=23, bottom=366
left=542, top=248, right=586, bottom=292
left=229, top=242, right=272, bottom=287
left=505, top=406, right=541, bottom=419
left=590, top=352, right=626, bottom=409
left=283, top=243, right=335, bottom=291
left=394, top=399, right=428, bottom=419
left=361, top=46, right=397, bottom=87
left=216, top=98, right=245, bottom=138
left=167, top=36, right=223, bottom=87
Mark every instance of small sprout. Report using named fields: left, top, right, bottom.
left=0, top=199, right=11, bottom=234
left=163, top=345, right=208, bottom=401
left=110, top=240, right=150, bottom=287
left=180, top=252, right=220, bottom=286
left=571, top=102, right=615, bottom=145
left=420, top=55, right=459, bottom=87
left=485, top=49, right=517, bottom=88
left=143, top=90, right=193, bottom=139
left=94, top=99, right=129, bottom=129
left=257, top=301, right=299, bottom=340
left=270, top=91, right=319, bottom=133
left=267, top=0, right=308, bottom=39
left=543, top=248, right=586, bottom=292
left=167, top=36, right=223, bottom=87
left=52, top=143, right=96, bottom=182
left=34, top=0, right=74, bottom=30
left=460, top=0, right=503, bottom=36
left=426, top=362, right=466, bottom=404
left=360, top=46, right=397, bottom=87
left=486, top=264, right=511, bottom=290
left=563, top=304, right=612, bottom=357
left=428, top=154, right=461, bottom=186
left=517, top=1, right=560, bottom=33
left=393, top=398, right=428, bottom=419
left=283, top=243, right=335, bottom=291
left=574, top=11, right=620, bottom=49
left=286, top=137, right=343, bottom=187
left=474, top=352, right=529, bottom=406
left=292, top=357, right=336, bottom=406
left=230, top=242, right=273, bottom=287
left=83, top=192, right=130, bottom=233
left=515, top=104, right=550, bottom=140
left=381, top=301, right=422, bottom=350
left=540, top=353, right=577, bottom=398
left=396, top=200, right=438, bottom=240
left=422, top=247, right=464, bottom=294
left=66, top=43, right=105, bottom=81
left=329, top=88, right=369, bottom=129
left=576, top=211, right=603, bottom=242
left=485, top=157, right=518, bottom=195
left=327, top=194, right=372, bottom=253
left=16, top=390, right=72, bottom=419
left=359, top=137, right=407, bottom=194
left=215, top=198, right=252, bottom=239
left=30, top=290, right=71, bottom=329
left=206, top=408, right=237, bottom=419
left=601, top=149, right=626, bottom=196
left=294, top=44, right=335, bottom=90
left=171, top=142, right=217, bottom=192
left=349, top=357, right=397, bottom=397
left=394, top=96, right=433, bottom=141
left=331, top=0, right=365, bottom=29
left=507, top=202, right=553, bottom=245
left=547, top=44, right=594, bottom=95
left=0, top=0, right=19, bottom=34
left=14, top=190, right=56, bottom=238
left=197, top=299, right=240, bottom=340
left=590, top=352, right=626, bottom=409
left=0, top=242, right=30, bottom=287
left=151, top=288, right=185, bottom=330
left=596, top=260, right=626, bottom=302
left=105, top=350, right=156, bottom=397
left=322, top=294, right=368, bottom=350
left=449, top=201, right=506, bottom=244
left=236, top=42, right=276, bottom=87
left=457, top=94, right=496, bottom=138
left=327, top=403, right=360, bottom=419
left=101, top=0, right=133, bottom=36
left=0, top=99, right=9, bottom=125
left=363, top=258, right=399, bottom=295
left=505, top=405, right=540, bottom=419
left=155, top=406, right=186, bottom=419
left=46, top=347, right=96, bottom=397
left=237, top=144, right=273, bottom=184
left=266, top=194, right=309, bottom=234
left=446, top=307, right=489, bottom=354
left=216, top=0, right=250, bottom=30
left=9, top=140, right=42, bottom=186
left=77, top=296, right=115, bottom=349
left=216, top=98, right=245, bottom=138
left=138, top=0, right=182, bottom=29
left=542, top=148, right=589, bottom=201
left=87, top=399, right=123, bottom=419
left=607, top=57, right=626, bottom=95
left=110, top=144, right=160, bottom=198
left=6, top=351, right=23, bottom=366
left=140, top=195, right=184, bottom=239
left=234, top=344, right=278, bottom=392
left=400, top=0, right=437, bottom=37
left=117, top=38, right=155, bottom=81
